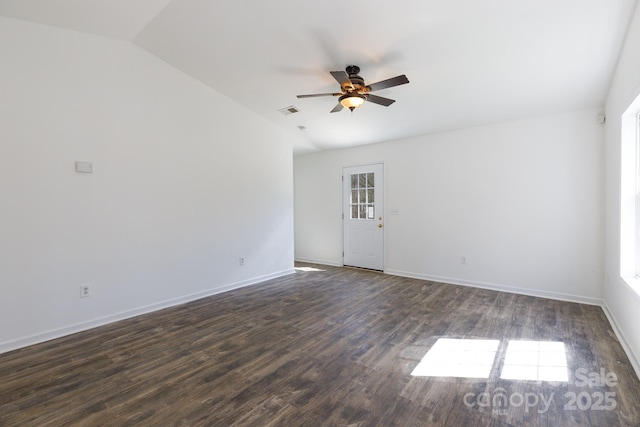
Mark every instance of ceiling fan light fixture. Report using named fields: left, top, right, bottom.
left=297, top=65, right=408, bottom=113
left=339, top=93, right=366, bottom=111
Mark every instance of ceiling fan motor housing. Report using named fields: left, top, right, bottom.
left=346, top=64, right=360, bottom=76
left=344, top=65, right=365, bottom=92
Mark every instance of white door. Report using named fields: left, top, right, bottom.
left=343, top=164, right=384, bottom=270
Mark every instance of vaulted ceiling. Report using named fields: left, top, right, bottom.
left=0, top=0, right=637, bottom=153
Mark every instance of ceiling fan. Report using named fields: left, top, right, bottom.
left=296, top=65, right=409, bottom=113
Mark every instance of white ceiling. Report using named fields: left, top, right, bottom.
left=1, top=0, right=637, bottom=154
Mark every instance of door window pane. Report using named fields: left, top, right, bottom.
left=349, top=172, right=375, bottom=220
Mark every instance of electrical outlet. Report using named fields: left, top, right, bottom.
left=239, top=257, right=245, bottom=266
left=80, top=285, right=91, bottom=298
left=460, top=256, right=468, bottom=265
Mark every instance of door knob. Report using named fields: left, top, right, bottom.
left=378, top=223, right=383, bottom=228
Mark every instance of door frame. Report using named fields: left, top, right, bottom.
left=342, top=163, right=385, bottom=271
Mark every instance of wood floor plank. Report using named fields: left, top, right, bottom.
left=1, top=263, right=639, bottom=426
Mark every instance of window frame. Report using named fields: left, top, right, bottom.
left=636, top=113, right=640, bottom=278
left=620, top=95, right=640, bottom=296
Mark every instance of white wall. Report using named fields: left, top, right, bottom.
left=603, top=3, right=640, bottom=376
left=295, top=109, right=604, bottom=304
left=0, top=17, right=298, bottom=353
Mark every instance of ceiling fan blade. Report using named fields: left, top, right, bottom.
left=366, top=75, right=409, bottom=92
left=365, top=94, right=396, bottom=107
left=330, top=103, right=344, bottom=113
left=297, top=93, right=340, bottom=98
left=330, top=71, right=354, bottom=90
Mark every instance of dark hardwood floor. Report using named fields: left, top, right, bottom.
left=1, top=263, right=639, bottom=426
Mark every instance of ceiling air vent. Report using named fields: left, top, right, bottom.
left=278, top=105, right=300, bottom=115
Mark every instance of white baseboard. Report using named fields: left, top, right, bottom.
left=0, top=268, right=295, bottom=355
left=600, top=302, right=640, bottom=381
left=385, top=269, right=603, bottom=306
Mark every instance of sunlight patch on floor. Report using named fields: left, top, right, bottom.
left=295, top=266, right=326, bottom=272
left=411, top=338, right=500, bottom=378
left=500, top=340, right=568, bottom=382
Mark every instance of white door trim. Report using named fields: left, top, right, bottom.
left=342, top=163, right=384, bottom=271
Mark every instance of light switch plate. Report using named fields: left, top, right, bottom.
left=75, top=161, right=93, bottom=173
